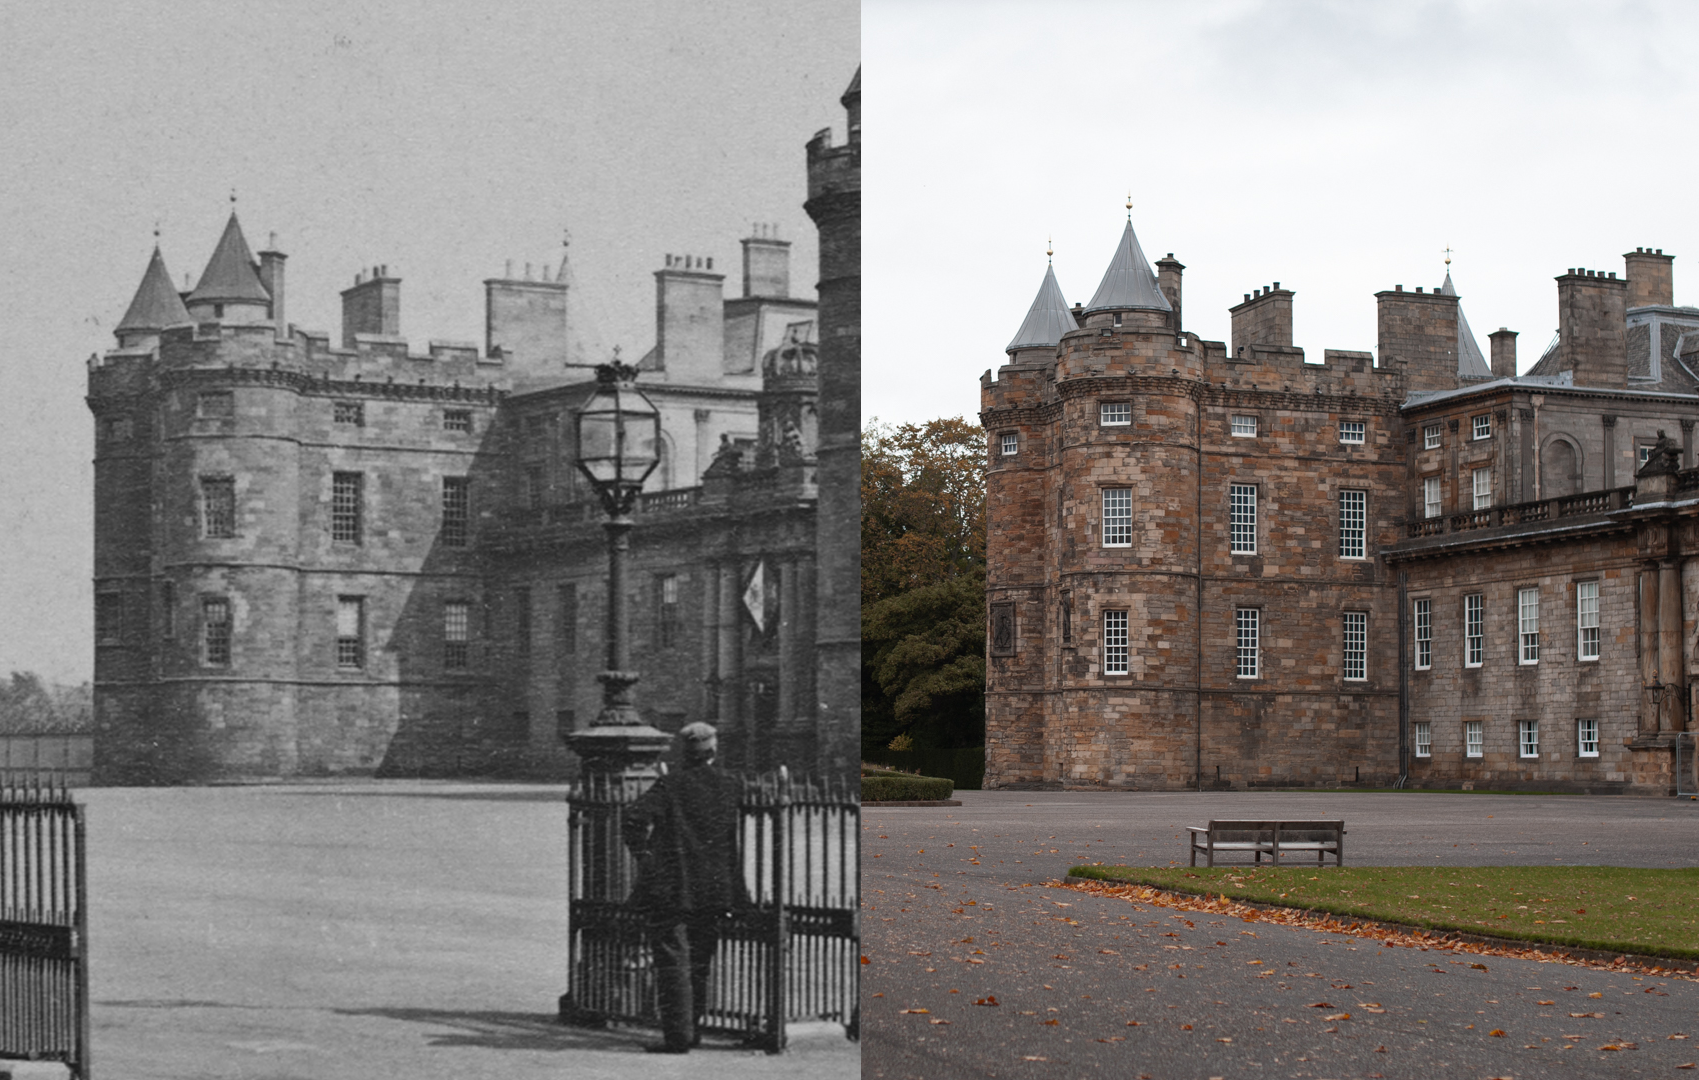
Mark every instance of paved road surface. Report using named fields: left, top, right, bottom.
left=82, top=783, right=855, bottom=1080
left=864, top=791, right=1699, bottom=1078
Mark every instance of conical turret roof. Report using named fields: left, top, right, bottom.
left=1006, top=262, right=1076, bottom=352
left=187, top=212, right=270, bottom=305
left=1440, top=271, right=1491, bottom=378
left=1083, top=218, right=1171, bottom=314
left=116, top=245, right=192, bottom=333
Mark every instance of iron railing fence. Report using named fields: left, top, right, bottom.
left=561, top=767, right=858, bottom=1052
left=0, top=770, right=89, bottom=1077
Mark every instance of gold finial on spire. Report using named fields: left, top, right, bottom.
left=1126, top=190, right=1133, bottom=217
left=1047, top=236, right=1053, bottom=262
left=153, top=218, right=161, bottom=241
left=229, top=187, right=237, bottom=205
left=1443, top=245, right=1453, bottom=269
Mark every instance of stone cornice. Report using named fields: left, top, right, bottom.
left=159, top=365, right=506, bottom=404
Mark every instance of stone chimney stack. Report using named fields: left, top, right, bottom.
left=1156, top=253, right=1185, bottom=333
left=1488, top=327, right=1518, bottom=378
left=741, top=228, right=791, bottom=298
left=1229, top=284, right=1293, bottom=357
left=1623, top=247, right=1674, bottom=309
left=341, top=266, right=401, bottom=348
left=258, top=234, right=286, bottom=339
left=1556, top=268, right=1628, bottom=388
left=654, top=254, right=726, bottom=382
left=1375, top=285, right=1459, bottom=394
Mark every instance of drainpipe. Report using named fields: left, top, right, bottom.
left=1530, top=394, right=1544, bottom=501
left=1396, top=568, right=1409, bottom=788
left=1196, top=386, right=1204, bottom=793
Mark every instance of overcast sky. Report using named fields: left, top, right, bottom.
left=0, top=1, right=857, bottom=685
left=866, top=0, right=1699, bottom=431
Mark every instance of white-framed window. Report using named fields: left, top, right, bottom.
left=333, top=400, right=364, bottom=426
left=1472, top=467, right=1492, bottom=510
left=1464, top=593, right=1484, bottom=667
left=1338, top=490, right=1366, bottom=558
left=1576, top=580, right=1600, bottom=661
left=443, top=409, right=472, bottom=433
left=443, top=600, right=471, bottom=671
left=203, top=596, right=231, bottom=667
left=1102, top=489, right=1132, bottom=547
left=1342, top=611, right=1367, bottom=681
left=1230, top=414, right=1258, bottom=438
left=1638, top=443, right=1653, bottom=468
left=1464, top=719, right=1483, bottom=758
left=1235, top=608, right=1259, bottom=679
left=1519, top=718, right=1539, bottom=758
left=1229, top=485, right=1257, bottom=554
left=1578, top=718, right=1599, bottom=758
left=1472, top=414, right=1492, bottom=440
left=1414, top=598, right=1432, bottom=670
left=1518, top=587, right=1540, bottom=664
left=1413, top=721, right=1432, bottom=758
left=1000, top=432, right=1018, bottom=456
left=1103, top=610, right=1129, bottom=675
left=1100, top=402, right=1131, bottom=426
left=1423, top=424, right=1442, bottom=450
left=1423, top=476, right=1441, bottom=519
left=336, top=596, right=365, bottom=669
left=1339, top=420, right=1366, bottom=444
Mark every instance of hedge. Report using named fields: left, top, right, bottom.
left=862, top=773, right=955, bottom=802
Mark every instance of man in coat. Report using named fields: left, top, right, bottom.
left=621, top=722, right=743, bottom=1053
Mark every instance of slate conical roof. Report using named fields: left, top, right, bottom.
left=116, top=245, right=192, bottom=333
left=1440, top=271, right=1492, bottom=378
left=1083, top=218, right=1171, bottom=314
left=1006, top=262, right=1076, bottom=352
left=187, top=212, right=270, bottom=305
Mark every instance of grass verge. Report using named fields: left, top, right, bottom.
left=1069, top=864, right=1699, bottom=961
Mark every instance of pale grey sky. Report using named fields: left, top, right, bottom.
left=866, top=1, right=1699, bottom=427
left=0, top=0, right=858, bottom=684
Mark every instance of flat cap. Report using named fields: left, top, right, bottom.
left=679, top=722, right=718, bottom=750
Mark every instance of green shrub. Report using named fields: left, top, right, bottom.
left=861, top=773, right=954, bottom=802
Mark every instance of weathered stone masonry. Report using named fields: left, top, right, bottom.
left=984, top=221, right=1699, bottom=795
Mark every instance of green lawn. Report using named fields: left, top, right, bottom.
left=1069, top=864, right=1699, bottom=961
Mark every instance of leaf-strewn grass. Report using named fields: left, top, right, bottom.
left=1069, top=864, right=1699, bottom=960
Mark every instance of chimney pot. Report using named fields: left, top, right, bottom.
left=1244, top=293, right=1251, bottom=302
left=1273, top=281, right=1280, bottom=289
left=1416, top=286, right=1423, bottom=293
left=1395, top=284, right=1403, bottom=292
left=1657, top=248, right=1663, bottom=254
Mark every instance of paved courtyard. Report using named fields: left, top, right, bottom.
left=80, top=783, right=856, bottom=1080
left=864, top=791, right=1699, bottom=1078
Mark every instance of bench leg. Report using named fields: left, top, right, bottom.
left=1190, top=843, right=1197, bottom=868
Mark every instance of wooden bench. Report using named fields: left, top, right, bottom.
left=1186, top=819, right=1345, bottom=867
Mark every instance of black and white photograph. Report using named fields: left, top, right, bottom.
left=0, top=2, right=858, bottom=1075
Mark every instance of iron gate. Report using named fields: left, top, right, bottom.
left=561, top=767, right=858, bottom=1052
left=0, top=771, right=89, bottom=1077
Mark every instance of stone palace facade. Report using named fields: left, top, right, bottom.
left=983, top=215, right=1699, bottom=795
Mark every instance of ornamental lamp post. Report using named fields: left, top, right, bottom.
left=565, top=355, right=672, bottom=777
